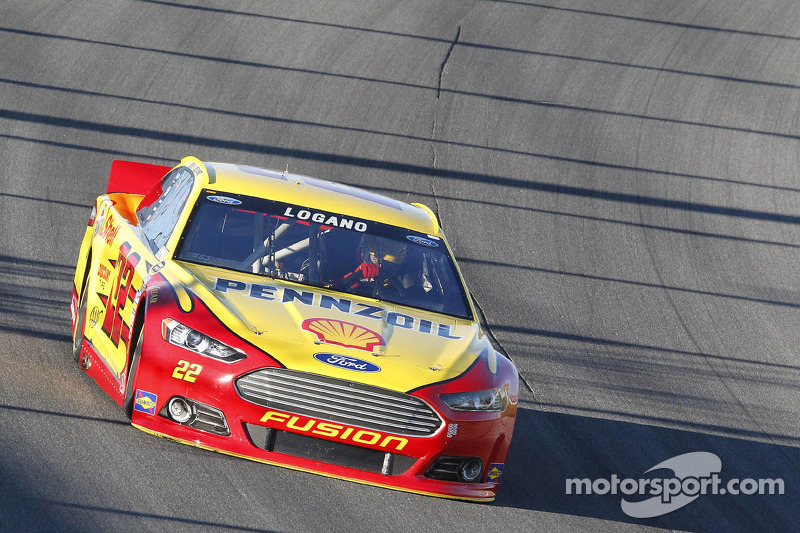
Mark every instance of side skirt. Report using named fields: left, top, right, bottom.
left=76, top=338, right=125, bottom=406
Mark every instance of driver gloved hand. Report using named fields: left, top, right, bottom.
left=354, top=262, right=379, bottom=279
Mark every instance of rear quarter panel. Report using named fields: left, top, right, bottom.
left=81, top=195, right=158, bottom=378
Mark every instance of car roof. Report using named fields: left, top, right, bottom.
left=195, top=159, right=440, bottom=235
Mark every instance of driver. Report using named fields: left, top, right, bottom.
left=338, top=235, right=407, bottom=292
left=336, top=235, right=438, bottom=308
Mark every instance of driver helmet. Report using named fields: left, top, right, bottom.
left=358, top=235, right=407, bottom=265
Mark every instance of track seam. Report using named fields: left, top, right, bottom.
left=431, top=23, right=536, bottom=399
left=430, top=26, right=462, bottom=220
left=437, top=26, right=461, bottom=98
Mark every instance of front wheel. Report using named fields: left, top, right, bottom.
left=122, top=330, right=144, bottom=420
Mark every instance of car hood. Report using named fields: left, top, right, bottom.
left=163, top=262, right=486, bottom=392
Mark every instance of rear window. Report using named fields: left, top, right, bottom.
left=136, top=167, right=194, bottom=250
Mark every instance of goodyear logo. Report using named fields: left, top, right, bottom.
left=302, top=318, right=384, bottom=352
left=260, top=411, right=408, bottom=451
left=134, top=390, right=157, bottom=415
left=486, top=463, right=504, bottom=483
left=314, top=353, right=381, bottom=373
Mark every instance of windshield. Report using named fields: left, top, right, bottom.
left=174, top=191, right=473, bottom=319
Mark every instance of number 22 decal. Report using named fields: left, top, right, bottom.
left=101, top=242, right=140, bottom=348
left=172, top=360, right=202, bottom=383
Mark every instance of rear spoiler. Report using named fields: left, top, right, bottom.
left=107, top=160, right=173, bottom=195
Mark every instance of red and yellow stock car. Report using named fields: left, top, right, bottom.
left=71, top=157, right=518, bottom=501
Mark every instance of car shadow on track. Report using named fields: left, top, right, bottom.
left=495, top=404, right=798, bottom=532
left=0, top=254, right=74, bottom=342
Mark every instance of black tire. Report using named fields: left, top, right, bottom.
left=72, top=277, right=89, bottom=364
left=122, top=329, right=144, bottom=420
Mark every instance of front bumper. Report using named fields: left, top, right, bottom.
left=129, top=328, right=516, bottom=501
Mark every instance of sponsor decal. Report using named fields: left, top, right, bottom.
left=97, top=264, right=112, bottom=282
left=214, top=278, right=462, bottom=340
left=313, top=352, right=381, bottom=373
left=207, top=195, right=242, bottom=205
left=260, top=411, right=408, bottom=451
left=282, top=206, right=368, bottom=232
left=134, top=390, right=157, bottom=415
left=97, top=213, right=120, bottom=246
left=302, top=318, right=384, bottom=352
left=186, top=161, right=204, bottom=176
left=486, top=463, right=504, bottom=483
left=406, top=235, right=439, bottom=247
left=89, top=306, right=103, bottom=328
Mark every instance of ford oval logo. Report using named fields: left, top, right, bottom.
left=207, top=195, right=242, bottom=205
left=313, top=353, right=381, bottom=373
left=406, top=235, right=439, bottom=247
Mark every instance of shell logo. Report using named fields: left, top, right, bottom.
left=301, top=318, right=384, bottom=352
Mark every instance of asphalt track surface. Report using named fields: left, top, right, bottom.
left=1, top=1, right=798, bottom=532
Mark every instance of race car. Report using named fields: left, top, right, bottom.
left=70, top=157, right=518, bottom=501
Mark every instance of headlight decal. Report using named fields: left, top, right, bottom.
left=161, top=318, right=246, bottom=362
left=440, top=386, right=509, bottom=412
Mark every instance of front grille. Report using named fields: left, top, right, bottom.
left=235, top=368, right=442, bottom=436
